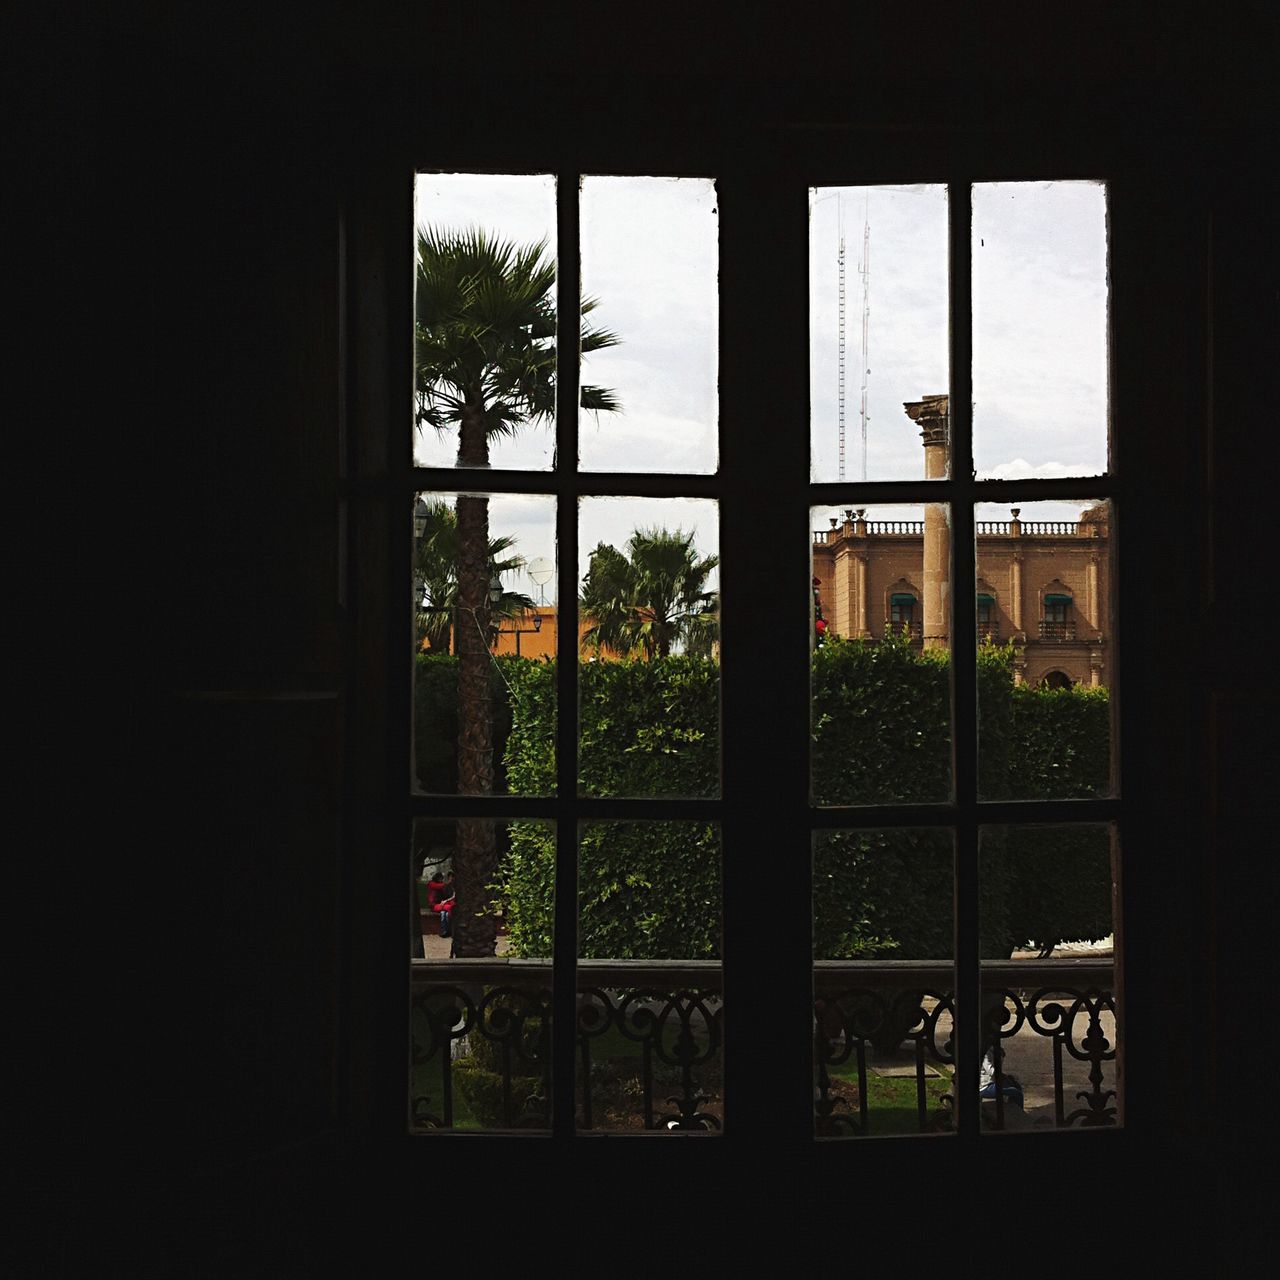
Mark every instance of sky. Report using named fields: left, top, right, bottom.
left=414, top=174, right=1109, bottom=604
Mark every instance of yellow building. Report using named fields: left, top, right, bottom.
left=812, top=395, right=1110, bottom=688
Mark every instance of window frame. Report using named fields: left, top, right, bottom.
left=346, top=142, right=1163, bottom=1161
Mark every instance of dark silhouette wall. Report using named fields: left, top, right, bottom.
left=109, top=3, right=1276, bottom=1261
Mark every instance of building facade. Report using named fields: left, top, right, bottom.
left=812, top=396, right=1111, bottom=688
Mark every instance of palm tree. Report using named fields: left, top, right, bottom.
left=415, top=228, right=619, bottom=955
left=413, top=497, right=533, bottom=655
left=580, top=527, right=720, bottom=660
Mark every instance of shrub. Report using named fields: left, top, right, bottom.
left=451, top=1063, right=543, bottom=1129
left=490, top=642, right=1112, bottom=959
left=413, top=653, right=524, bottom=794
left=504, top=656, right=721, bottom=958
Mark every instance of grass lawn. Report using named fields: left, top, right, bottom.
left=824, top=1059, right=954, bottom=1136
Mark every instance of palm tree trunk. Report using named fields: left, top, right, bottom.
left=453, top=402, right=498, bottom=956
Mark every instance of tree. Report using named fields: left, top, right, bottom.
left=415, top=228, right=619, bottom=955
left=413, top=497, right=533, bottom=655
left=580, top=527, right=719, bottom=659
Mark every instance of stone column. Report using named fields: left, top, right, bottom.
left=1087, top=553, right=1100, bottom=634
left=1010, top=510, right=1024, bottom=635
left=904, top=395, right=950, bottom=650
left=855, top=552, right=869, bottom=637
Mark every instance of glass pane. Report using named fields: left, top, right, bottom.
left=811, top=502, right=953, bottom=804
left=979, top=825, right=1119, bottom=1132
left=813, top=828, right=956, bottom=1138
left=809, top=185, right=949, bottom=482
left=975, top=498, right=1113, bottom=800
left=410, top=819, right=554, bottom=1133
left=578, top=497, right=720, bottom=798
left=413, top=492, right=556, bottom=795
left=972, top=181, right=1109, bottom=480
left=413, top=173, right=558, bottom=471
left=572, top=821, right=723, bottom=1133
left=579, top=177, right=717, bottom=473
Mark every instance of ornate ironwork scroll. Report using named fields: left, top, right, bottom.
left=985, top=984, right=1117, bottom=1130
left=813, top=987, right=954, bottom=1136
left=410, top=982, right=551, bottom=1130
left=410, top=984, right=475, bottom=1130
left=614, top=988, right=723, bottom=1131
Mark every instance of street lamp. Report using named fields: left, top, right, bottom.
left=493, top=607, right=543, bottom=657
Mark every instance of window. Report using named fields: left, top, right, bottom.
left=889, top=591, right=917, bottom=629
left=352, top=164, right=1124, bottom=1150
left=809, top=179, right=1117, bottom=1140
left=1043, top=592, right=1074, bottom=640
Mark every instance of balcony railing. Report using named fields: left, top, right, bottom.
left=1039, top=620, right=1077, bottom=641
left=818, top=521, right=1083, bottom=542
left=882, top=619, right=923, bottom=642
left=976, top=521, right=1081, bottom=536
left=977, top=620, right=1001, bottom=641
left=813, top=521, right=927, bottom=542
left=410, top=958, right=1116, bottom=1135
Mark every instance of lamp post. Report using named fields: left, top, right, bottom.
left=492, top=609, right=543, bottom=657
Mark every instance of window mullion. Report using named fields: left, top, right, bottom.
left=719, top=172, right=816, bottom=1141
left=948, top=179, right=981, bottom=1141
left=552, top=171, right=581, bottom=1138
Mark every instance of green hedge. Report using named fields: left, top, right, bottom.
left=417, top=642, right=1112, bottom=958
left=504, top=657, right=720, bottom=958
left=413, top=654, right=522, bottom=795
left=1000, top=683, right=1113, bottom=950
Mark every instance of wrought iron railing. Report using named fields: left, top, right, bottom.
left=1039, top=620, right=1077, bottom=641
left=410, top=958, right=1115, bottom=1135
left=977, top=620, right=1001, bottom=641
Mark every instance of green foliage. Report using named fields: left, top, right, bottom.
left=451, top=1063, right=542, bottom=1129
left=992, top=825, right=1113, bottom=954
left=1010, top=683, right=1110, bottom=798
left=492, top=640, right=1112, bottom=961
left=413, top=497, right=534, bottom=654
left=813, top=830, right=951, bottom=959
left=503, top=656, right=721, bottom=959
left=999, top=684, right=1113, bottom=950
left=413, top=653, right=522, bottom=794
left=580, top=528, right=720, bottom=659
left=811, top=634, right=953, bottom=805
left=415, top=228, right=619, bottom=442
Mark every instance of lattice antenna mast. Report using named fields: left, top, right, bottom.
left=858, top=199, right=871, bottom=482
left=836, top=197, right=847, bottom=483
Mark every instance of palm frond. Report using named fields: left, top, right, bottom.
left=414, top=225, right=622, bottom=455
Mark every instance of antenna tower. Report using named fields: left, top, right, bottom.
left=858, top=200, right=870, bottom=482
left=836, top=199, right=847, bottom=482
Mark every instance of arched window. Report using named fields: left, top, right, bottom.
left=1041, top=669, right=1073, bottom=690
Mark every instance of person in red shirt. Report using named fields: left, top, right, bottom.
left=436, top=872, right=456, bottom=938
left=425, top=869, right=448, bottom=934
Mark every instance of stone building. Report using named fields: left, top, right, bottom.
left=812, top=395, right=1110, bottom=688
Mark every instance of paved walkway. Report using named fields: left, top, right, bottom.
left=420, top=927, right=511, bottom=960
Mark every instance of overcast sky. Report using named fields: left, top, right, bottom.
left=414, top=174, right=1108, bottom=604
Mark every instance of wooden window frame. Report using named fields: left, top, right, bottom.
left=342, top=131, right=1203, bottom=1172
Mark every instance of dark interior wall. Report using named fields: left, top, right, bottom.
left=110, top=1, right=1276, bottom=1253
